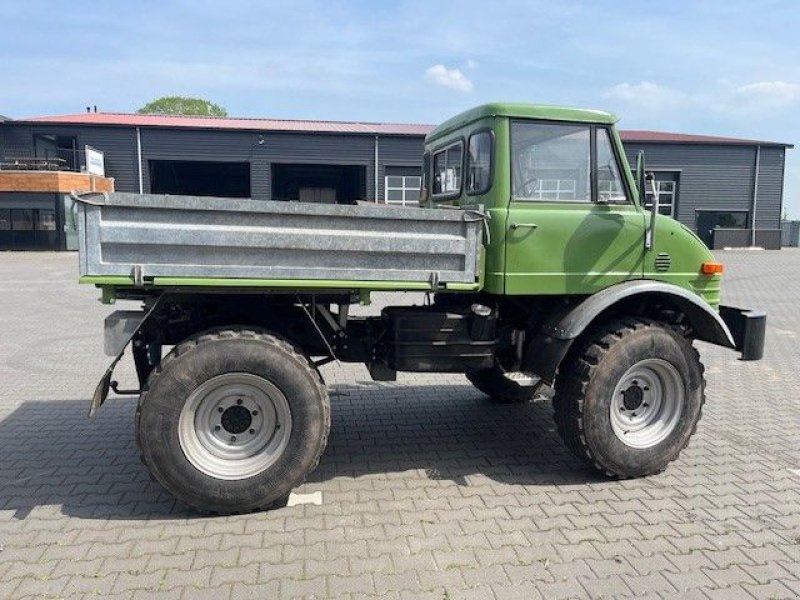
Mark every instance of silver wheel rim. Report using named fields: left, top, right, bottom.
left=609, top=358, right=684, bottom=449
left=178, top=373, right=292, bottom=480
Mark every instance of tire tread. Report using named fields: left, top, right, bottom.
left=551, top=317, right=705, bottom=478
left=135, top=327, right=330, bottom=515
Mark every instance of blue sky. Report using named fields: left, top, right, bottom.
left=2, top=0, right=799, bottom=216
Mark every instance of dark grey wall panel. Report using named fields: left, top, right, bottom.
left=623, top=142, right=785, bottom=231
left=755, top=146, right=785, bottom=229
left=141, top=128, right=260, bottom=197
left=0, top=122, right=784, bottom=230
left=140, top=128, right=380, bottom=200
left=0, top=124, right=34, bottom=156
left=1, top=124, right=140, bottom=192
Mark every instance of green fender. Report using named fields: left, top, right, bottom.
left=524, top=280, right=736, bottom=385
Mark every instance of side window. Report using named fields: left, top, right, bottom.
left=596, top=128, right=629, bottom=204
left=432, top=141, right=463, bottom=196
left=511, top=122, right=591, bottom=202
left=466, top=131, right=492, bottom=194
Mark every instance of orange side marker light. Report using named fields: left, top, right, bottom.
left=701, top=262, right=724, bottom=275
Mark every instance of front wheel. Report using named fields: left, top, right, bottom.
left=552, top=318, right=705, bottom=478
left=136, top=328, right=330, bottom=514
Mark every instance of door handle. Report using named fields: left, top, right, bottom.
left=510, top=222, right=538, bottom=230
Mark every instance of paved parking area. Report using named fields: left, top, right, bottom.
left=0, top=250, right=799, bottom=600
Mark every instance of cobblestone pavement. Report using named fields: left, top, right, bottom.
left=0, top=250, right=798, bottom=600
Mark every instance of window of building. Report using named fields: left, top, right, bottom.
left=535, top=179, right=577, bottom=200
left=13, top=209, right=34, bottom=230
left=38, top=209, right=56, bottom=231
left=511, top=122, right=591, bottom=202
left=0, top=208, right=62, bottom=251
left=33, top=134, right=80, bottom=171
left=432, top=141, right=463, bottom=196
left=696, top=209, right=749, bottom=247
left=466, top=131, right=492, bottom=194
left=385, top=174, right=422, bottom=206
left=596, top=128, right=628, bottom=204
left=643, top=173, right=679, bottom=217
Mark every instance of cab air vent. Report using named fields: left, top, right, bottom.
left=655, top=252, right=671, bottom=272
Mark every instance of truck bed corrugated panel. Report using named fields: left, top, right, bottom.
left=77, top=193, right=484, bottom=286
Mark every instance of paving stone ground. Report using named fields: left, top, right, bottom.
left=0, top=250, right=798, bottom=600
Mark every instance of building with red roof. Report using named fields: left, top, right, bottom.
left=0, top=109, right=791, bottom=250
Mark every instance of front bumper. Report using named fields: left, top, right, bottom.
left=720, top=305, right=766, bottom=361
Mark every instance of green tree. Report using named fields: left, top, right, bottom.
left=137, top=96, right=227, bottom=117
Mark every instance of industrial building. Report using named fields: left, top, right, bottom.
left=0, top=110, right=791, bottom=250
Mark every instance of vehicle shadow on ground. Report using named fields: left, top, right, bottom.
left=0, top=383, right=602, bottom=521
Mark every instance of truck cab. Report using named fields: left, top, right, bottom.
left=422, top=103, right=721, bottom=307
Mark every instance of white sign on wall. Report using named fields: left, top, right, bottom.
left=85, top=145, right=105, bottom=176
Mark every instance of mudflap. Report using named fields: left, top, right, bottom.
left=88, top=296, right=163, bottom=418
left=88, top=358, right=122, bottom=418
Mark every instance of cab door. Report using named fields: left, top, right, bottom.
left=504, top=122, right=645, bottom=295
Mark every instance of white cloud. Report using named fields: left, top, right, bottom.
left=605, top=79, right=800, bottom=116
left=604, top=81, right=688, bottom=111
left=424, top=64, right=474, bottom=92
left=732, top=81, right=800, bottom=108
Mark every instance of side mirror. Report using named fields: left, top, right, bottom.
left=635, top=151, right=646, bottom=199
left=421, top=151, right=431, bottom=206
left=644, top=171, right=660, bottom=250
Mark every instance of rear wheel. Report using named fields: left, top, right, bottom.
left=466, top=366, right=539, bottom=403
left=136, top=328, right=329, bottom=514
left=552, top=318, right=704, bottom=478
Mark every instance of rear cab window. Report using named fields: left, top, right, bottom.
left=466, top=130, right=493, bottom=195
left=432, top=140, right=463, bottom=198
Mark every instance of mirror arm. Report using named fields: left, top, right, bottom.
left=645, top=172, right=660, bottom=250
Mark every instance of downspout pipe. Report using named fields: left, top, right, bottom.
left=751, top=145, right=760, bottom=247
left=374, top=135, right=379, bottom=203
left=136, top=127, right=144, bottom=194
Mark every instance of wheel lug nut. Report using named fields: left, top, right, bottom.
left=214, top=425, right=221, bottom=431
left=249, top=428, right=255, bottom=434
left=230, top=435, right=237, bottom=442
left=217, top=407, right=224, bottom=413
left=237, top=398, right=243, bottom=405
left=252, top=410, right=258, bottom=416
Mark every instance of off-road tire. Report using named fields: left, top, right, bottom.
left=135, top=327, right=330, bottom=514
left=552, top=318, right=705, bottom=478
left=466, top=366, right=538, bottom=403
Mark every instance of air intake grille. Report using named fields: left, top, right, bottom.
left=655, top=252, right=671, bottom=272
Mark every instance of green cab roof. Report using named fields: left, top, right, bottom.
left=426, top=102, right=618, bottom=142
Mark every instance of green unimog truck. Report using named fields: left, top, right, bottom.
left=76, top=103, right=766, bottom=514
